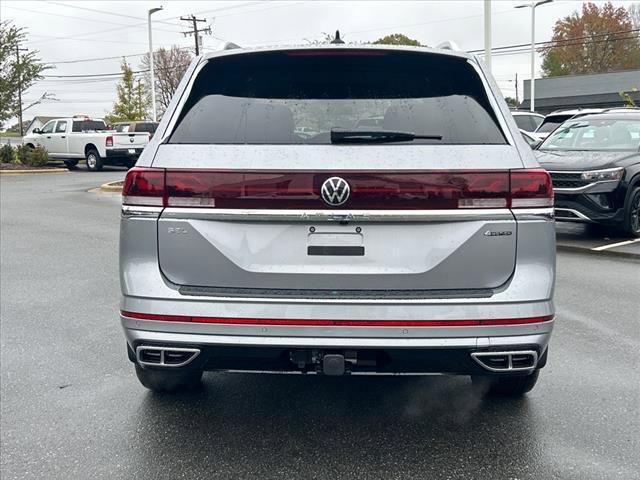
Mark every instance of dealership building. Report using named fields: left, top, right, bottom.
left=519, top=69, right=640, bottom=114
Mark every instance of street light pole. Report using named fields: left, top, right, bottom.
left=484, top=0, right=492, bottom=71
left=516, top=0, right=552, bottom=112
left=148, top=6, right=163, bottom=122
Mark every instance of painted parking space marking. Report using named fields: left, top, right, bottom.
left=591, top=238, right=640, bottom=251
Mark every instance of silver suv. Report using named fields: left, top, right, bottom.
left=120, top=45, right=556, bottom=396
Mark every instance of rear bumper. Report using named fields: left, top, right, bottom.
left=106, top=148, right=143, bottom=159
left=122, top=314, right=553, bottom=374
left=123, top=319, right=552, bottom=375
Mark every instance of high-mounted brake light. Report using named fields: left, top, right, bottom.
left=105, top=135, right=113, bottom=147
left=122, top=168, right=553, bottom=210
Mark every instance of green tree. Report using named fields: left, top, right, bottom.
left=541, top=2, right=640, bottom=77
left=504, top=97, right=519, bottom=108
left=0, top=21, right=50, bottom=129
left=373, top=33, right=422, bottom=46
left=106, top=60, right=150, bottom=122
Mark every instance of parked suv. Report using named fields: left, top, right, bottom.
left=113, top=121, right=159, bottom=140
left=536, top=110, right=640, bottom=236
left=120, top=45, right=556, bottom=396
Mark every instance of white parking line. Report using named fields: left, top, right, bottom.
left=591, top=238, right=640, bottom=251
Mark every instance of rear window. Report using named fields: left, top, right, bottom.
left=72, top=120, right=107, bottom=132
left=536, top=115, right=573, bottom=134
left=133, top=122, right=158, bottom=134
left=114, top=124, right=130, bottom=132
left=170, top=50, right=506, bottom=145
left=513, top=114, right=536, bottom=131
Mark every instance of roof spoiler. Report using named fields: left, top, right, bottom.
left=220, top=41, right=241, bottom=50
left=435, top=41, right=461, bottom=51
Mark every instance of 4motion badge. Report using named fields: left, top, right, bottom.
left=484, top=230, right=513, bottom=237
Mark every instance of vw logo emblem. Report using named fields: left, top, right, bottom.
left=321, top=177, right=350, bottom=206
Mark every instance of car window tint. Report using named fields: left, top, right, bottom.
left=55, top=121, right=67, bottom=133
left=541, top=118, right=640, bottom=151
left=514, top=115, right=534, bottom=131
left=41, top=121, right=55, bottom=134
left=170, top=50, right=506, bottom=145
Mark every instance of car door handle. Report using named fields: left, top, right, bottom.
left=61, top=136, right=66, bottom=138
left=46, top=136, right=51, bottom=139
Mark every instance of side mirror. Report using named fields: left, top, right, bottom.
left=32, top=128, right=41, bottom=134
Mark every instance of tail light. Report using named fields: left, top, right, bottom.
left=105, top=135, right=113, bottom=147
left=122, top=167, right=553, bottom=209
left=510, top=169, right=554, bottom=208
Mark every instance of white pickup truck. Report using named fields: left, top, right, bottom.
left=22, top=117, right=150, bottom=171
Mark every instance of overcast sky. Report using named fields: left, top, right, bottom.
left=2, top=0, right=638, bottom=124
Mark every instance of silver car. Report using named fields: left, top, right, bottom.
left=120, top=44, right=555, bottom=396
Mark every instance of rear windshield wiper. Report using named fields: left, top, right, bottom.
left=330, top=128, right=443, bottom=144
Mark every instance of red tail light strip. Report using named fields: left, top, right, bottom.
left=121, top=311, right=554, bottom=327
left=122, top=168, right=553, bottom=210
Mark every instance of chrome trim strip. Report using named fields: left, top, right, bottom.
left=512, top=207, right=554, bottom=221
left=121, top=205, right=163, bottom=218
left=553, top=180, right=619, bottom=194
left=470, top=350, right=538, bottom=373
left=125, top=329, right=550, bottom=349
left=160, top=208, right=515, bottom=222
left=554, top=208, right=593, bottom=222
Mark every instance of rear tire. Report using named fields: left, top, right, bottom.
left=63, top=160, right=78, bottom=170
left=620, top=187, right=640, bottom=238
left=134, top=364, right=203, bottom=393
left=472, top=370, right=539, bottom=397
left=85, top=149, right=103, bottom=172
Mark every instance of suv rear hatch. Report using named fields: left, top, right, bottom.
left=126, top=48, right=552, bottom=296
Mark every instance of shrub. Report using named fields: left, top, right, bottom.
left=0, top=143, right=15, bottom=164
left=25, top=145, right=49, bottom=167
left=15, top=145, right=29, bottom=165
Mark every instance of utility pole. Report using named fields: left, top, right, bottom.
left=15, top=45, right=28, bottom=137
left=516, top=0, right=553, bottom=112
left=148, top=6, right=163, bottom=122
left=181, top=15, right=211, bottom=55
left=484, top=0, right=492, bottom=71
left=515, top=73, right=519, bottom=105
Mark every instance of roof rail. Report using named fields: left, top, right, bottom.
left=600, top=106, right=640, bottom=113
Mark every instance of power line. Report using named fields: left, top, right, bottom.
left=3, top=4, right=180, bottom=34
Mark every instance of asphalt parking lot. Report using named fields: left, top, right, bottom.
left=1, top=171, right=639, bottom=480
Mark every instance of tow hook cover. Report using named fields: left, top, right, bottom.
left=323, top=354, right=345, bottom=376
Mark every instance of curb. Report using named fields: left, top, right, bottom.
left=96, top=181, right=123, bottom=193
left=0, top=168, right=68, bottom=176
left=556, top=243, right=640, bottom=261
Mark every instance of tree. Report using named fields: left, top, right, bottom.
left=373, top=33, right=422, bottom=46
left=504, top=97, right=519, bottom=108
left=106, top=60, right=150, bottom=123
left=140, top=46, right=192, bottom=118
left=0, top=21, right=50, bottom=129
left=540, top=2, right=640, bottom=77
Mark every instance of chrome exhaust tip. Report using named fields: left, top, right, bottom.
left=471, top=350, right=538, bottom=373
left=136, top=346, right=200, bottom=368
